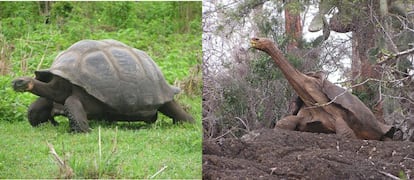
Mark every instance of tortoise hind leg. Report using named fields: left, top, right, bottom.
left=64, top=95, right=90, bottom=133
left=158, top=101, right=194, bottom=124
left=28, top=97, right=58, bottom=126
left=335, top=118, right=357, bottom=139
left=144, top=113, right=158, bottom=124
left=49, top=103, right=66, bottom=126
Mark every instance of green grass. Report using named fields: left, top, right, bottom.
left=0, top=2, right=202, bottom=178
left=0, top=98, right=201, bottom=178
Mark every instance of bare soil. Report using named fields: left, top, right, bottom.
left=203, top=128, right=414, bottom=180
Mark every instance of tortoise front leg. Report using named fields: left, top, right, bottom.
left=64, top=95, right=90, bottom=133
left=28, top=97, right=56, bottom=126
left=159, top=100, right=195, bottom=124
left=275, top=115, right=302, bottom=130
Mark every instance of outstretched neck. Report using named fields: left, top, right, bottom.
left=262, top=44, right=305, bottom=86
left=258, top=43, right=317, bottom=106
left=30, top=76, right=72, bottom=104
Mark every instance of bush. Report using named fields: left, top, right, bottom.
left=0, top=76, right=36, bottom=122
left=203, top=56, right=296, bottom=138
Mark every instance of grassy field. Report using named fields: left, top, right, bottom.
left=0, top=96, right=201, bottom=179
left=0, top=2, right=202, bottom=178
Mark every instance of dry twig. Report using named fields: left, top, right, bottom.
left=235, top=117, right=250, bottom=132
left=98, top=126, right=102, bottom=162
left=47, top=142, right=74, bottom=179
left=378, top=170, right=400, bottom=180
left=149, top=165, right=168, bottom=179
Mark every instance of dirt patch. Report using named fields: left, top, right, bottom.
left=203, top=128, right=414, bottom=179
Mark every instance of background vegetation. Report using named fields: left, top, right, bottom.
left=0, top=1, right=201, bottom=178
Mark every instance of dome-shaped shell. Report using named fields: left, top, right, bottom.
left=35, top=39, right=177, bottom=114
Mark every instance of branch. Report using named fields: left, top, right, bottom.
left=382, top=94, right=414, bottom=105
left=369, top=5, right=399, bottom=53
left=98, top=126, right=102, bottom=162
left=303, top=78, right=375, bottom=109
left=304, top=88, right=348, bottom=109
left=404, top=155, right=414, bottom=161
left=304, top=75, right=411, bottom=109
left=378, top=170, right=401, bottom=180
left=235, top=117, right=250, bottom=132
left=149, top=165, right=168, bottom=179
left=47, top=142, right=74, bottom=178
left=378, top=47, right=414, bottom=65
left=36, top=41, right=50, bottom=70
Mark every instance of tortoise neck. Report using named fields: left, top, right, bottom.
left=30, top=76, right=72, bottom=104
left=262, top=44, right=306, bottom=94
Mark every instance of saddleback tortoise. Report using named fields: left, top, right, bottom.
left=12, top=39, right=194, bottom=132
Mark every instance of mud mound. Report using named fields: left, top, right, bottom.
left=203, top=128, right=414, bottom=179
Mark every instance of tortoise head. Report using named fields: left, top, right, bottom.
left=250, top=37, right=275, bottom=52
left=12, top=77, right=34, bottom=92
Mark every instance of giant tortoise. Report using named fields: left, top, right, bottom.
left=250, top=37, right=397, bottom=140
left=12, top=39, right=194, bottom=132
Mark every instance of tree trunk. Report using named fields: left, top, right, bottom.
left=324, top=0, right=385, bottom=122
left=284, top=0, right=302, bottom=52
left=350, top=1, right=385, bottom=122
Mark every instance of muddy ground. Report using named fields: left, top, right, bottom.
left=203, top=128, right=414, bottom=179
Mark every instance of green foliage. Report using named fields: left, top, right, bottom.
left=286, top=53, right=304, bottom=69
left=49, top=1, right=201, bottom=35
left=101, top=2, right=135, bottom=29
left=248, top=56, right=283, bottom=84
left=284, top=1, right=304, bottom=15
left=399, top=170, right=408, bottom=180
left=352, top=80, right=380, bottom=108
left=0, top=2, right=42, bottom=39
left=0, top=42, right=41, bottom=122
left=216, top=78, right=250, bottom=136
left=0, top=1, right=201, bottom=81
left=248, top=53, right=303, bottom=86
left=50, top=1, right=73, bottom=19
left=0, top=76, right=36, bottom=122
left=222, top=81, right=248, bottom=113
left=0, top=2, right=38, bottom=18
left=0, top=1, right=201, bottom=178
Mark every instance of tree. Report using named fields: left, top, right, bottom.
left=284, top=0, right=303, bottom=51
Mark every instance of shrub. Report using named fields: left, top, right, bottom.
left=0, top=76, right=36, bottom=122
